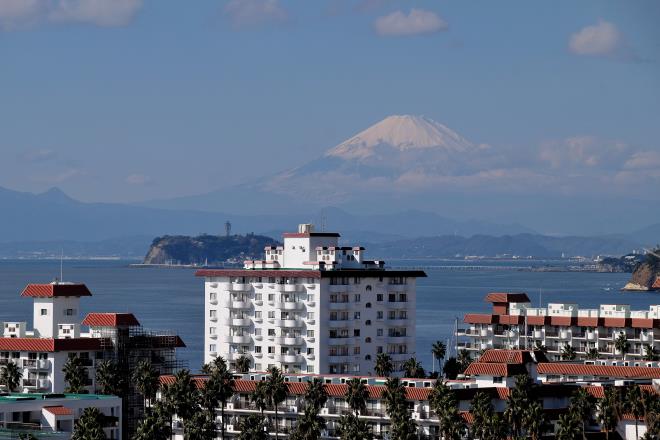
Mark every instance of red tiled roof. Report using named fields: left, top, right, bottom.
left=550, top=316, right=575, bottom=326
left=463, top=362, right=526, bottom=377
left=459, top=411, right=474, bottom=424
left=603, top=318, right=629, bottom=328
left=499, top=315, right=523, bottom=325
left=537, top=363, right=660, bottom=379
left=21, top=283, right=92, bottom=298
left=478, top=349, right=547, bottom=364
left=631, top=318, right=657, bottom=329
left=527, top=315, right=549, bottom=325
left=485, top=293, right=530, bottom=303
left=43, top=406, right=73, bottom=416
left=82, top=313, right=140, bottom=327
left=496, top=388, right=510, bottom=399
left=464, top=314, right=496, bottom=324
left=577, top=317, right=600, bottom=327
left=0, top=338, right=108, bottom=352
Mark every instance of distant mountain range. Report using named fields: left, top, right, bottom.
left=140, top=115, right=660, bottom=236
left=0, top=184, right=656, bottom=258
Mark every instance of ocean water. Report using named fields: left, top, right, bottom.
left=0, top=259, right=650, bottom=373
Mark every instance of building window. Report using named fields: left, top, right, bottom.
left=365, top=355, right=371, bottom=361
left=377, top=294, right=383, bottom=302
left=64, top=309, right=76, bottom=316
left=354, top=294, right=361, bottom=302
left=307, top=348, right=314, bottom=355
left=209, top=310, right=217, bottom=319
left=366, top=285, right=372, bottom=291
left=255, top=346, right=262, bottom=353
left=268, top=311, right=275, bottom=319
left=307, top=366, right=315, bottom=373
left=493, top=376, right=503, bottom=383
left=365, top=337, right=372, bottom=343
left=366, top=302, right=372, bottom=308
left=209, top=344, right=216, bottom=352
left=377, top=329, right=383, bottom=337
left=377, top=311, right=383, bottom=319
left=389, top=294, right=396, bottom=302
left=377, top=346, right=383, bottom=353
left=354, top=312, right=360, bottom=320
left=307, top=330, right=315, bottom=338
left=268, top=329, right=276, bottom=336
left=255, top=363, right=262, bottom=370
left=268, top=346, right=275, bottom=354
left=365, top=320, right=371, bottom=326
left=307, top=312, right=315, bottom=320
left=209, top=292, right=217, bottom=301
left=353, top=329, right=360, bottom=337
left=307, top=294, right=314, bottom=302
left=40, top=309, right=47, bottom=316
left=354, top=346, right=360, bottom=355
left=209, top=327, right=216, bottom=335
left=255, top=293, right=262, bottom=301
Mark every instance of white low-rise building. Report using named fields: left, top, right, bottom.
left=0, top=392, right=121, bottom=439
left=197, top=224, right=426, bottom=375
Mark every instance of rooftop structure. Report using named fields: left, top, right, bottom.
left=197, top=224, right=426, bottom=375
left=457, top=292, right=660, bottom=361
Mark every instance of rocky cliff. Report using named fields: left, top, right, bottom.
left=143, top=233, right=278, bottom=265
left=622, top=248, right=660, bottom=291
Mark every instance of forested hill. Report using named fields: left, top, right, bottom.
left=143, top=234, right=279, bottom=265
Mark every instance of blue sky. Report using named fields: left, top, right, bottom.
left=0, top=0, right=658, bottom=203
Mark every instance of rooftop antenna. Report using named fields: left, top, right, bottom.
left=224, top=221, right=232, bottom=237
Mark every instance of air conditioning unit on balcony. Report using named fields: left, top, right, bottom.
left=226, top=425, right=234, bottom=432
left=321, top=407, right=330, bottom=415
left=288, top=406, right=298, bottom=413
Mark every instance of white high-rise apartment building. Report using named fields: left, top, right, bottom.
left=197, top=224, right=426, bottom=375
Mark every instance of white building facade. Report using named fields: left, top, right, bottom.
left=198, top=224, right=426, bottom=375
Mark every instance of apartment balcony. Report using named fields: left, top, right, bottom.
left=329, top=336, right=353, bottom=344
left=253, top=282, right=264, bottom=289
left=387, top=335, right=410, bottom=343
left=328, top=354, right=351, bottom=363
left=642, top=333, right=653, bottom=342
left=386, top=301, right=408, bottom=309
left=38, top=378, right=50, bottom=390
left=306, top=283, right=316, bottom=289
left=230, top=300, right=251, bottom=310
left=275, top=336, right=304, bottom=346
left=217, top=282, right=232, bottom=290
left=230, top=283, right=249, bottom=292
left=38, top=359, right=50, bottom=370
left=533, top=330, right=543, bottom=338
left=284, top=284, right=302, bottom=293
left=559, top=331, right=570, bottom=340
left=306, top=300, right=316, bottom=307
left=455, top=328, right=467, bottom=336
left=254, top=334, right=263, bottom=341
left=254, top=299, right=264, bottom=306
left=275, top=354, right=304, bottom=363
left=254, top=316, right=263, bottom=323
left=274, top=301, right=304, bottom=311
left=22, top=359, right=38, bottom=369
left=387, top=318, right=408, bottom=326
left=329, top=285, right=350, bottom=293
left=254, top=352, right=263, bottom=358
left=328, top=319, right=351, bottom=328
left=209, top=333, right=218, bottom=339
left=275, top=318, right=305, bottom=328
left=22, top=379, right=37, bottom=389
left=222, top=335, right=252, bottom=344
left=268, top=284, right=285, bottom=292
left=227, top=352, right=251, bottom=361
left=587, top=332, right=597, bottom=341
left=231, top=318, right=251, bottom=327
left=307, top=336, right=315, bottom=342
left=386, top=284, right=406, bottom=292
left=209, top=297, right=218, bottom=305
left=329, top=302, right=350, bottom=310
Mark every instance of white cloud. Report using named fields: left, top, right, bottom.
left=20, top=149, right=58, bottom=163
left=224, top=0, right=287, bottom=28
left=125, top=173, right=152, bottom=185
left=0, top=0, right=142, bottom=30
left=539, top=136, right=630, bottom=170
left=623, top=151, right=660, bottom=170
left=32, top=168, right=87, bottom=184
left=568, top=20, right=623, bottom=57
left=48, top=0, right=143, bottom=27
left=374, top=9, right=447, bottom=37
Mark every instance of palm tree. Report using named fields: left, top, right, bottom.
left=523, top=400, right=548, bottom=440
left=184, top=410, right=215, bottom=440
left=134, top=402, right=171, bottom=440
left=290, top=403, right=327, bottom=440
left=505, top=375, right=532, bottom=437
left=337, top=414, right=373, bottom=440
left=251, top=380, right=269, bottom=417
left=598, top=386, right=621, bottom=440
left=345, top=377, right=368, bottom=417
left=556, top=413, right=581, bottom=440
left=615, top=333, right=630, bottom=359
left=471, top=392, right=494, bottom=440
left=95, top=359, right=126, bottom=397
left=235, top=355, right=251, bottom=373
left=644, top=344, right=660, bottom=361
left=132, top=359, right=160, bottom=409
left=431, top=341, right=447, bottom=374
left=534, top=341, right=548, bottom=353
left=442, top=357, right=460, bottom=380
left=170, top=369, right=199, bottom=438
left=374, top=353, right=393, bottom=377
left=482, top=413, right=507, bottom=440
left=237, top=414, right=268, bottom=440
left=569, top=387, right=595, bottom=440
left=402, top=357, right=424, bottom=378
left=457, top=349, right=472, bottom=373
left=72, top=407, right=106, bottom=440
left=265, top=366, right=287, bottom=439
left=561, top=344, right=577, bottom=361
left=214, top=362, right=235, bottom=440
left=0, top=361, right=22, bottom=392
left=625, top=385, right=645, bottom=440
left=304, top=378, right=328, bottom=412
left=63, top=355, right=88, bottom=393
left=429, top=380, right=462, bottom=440
left=382, top=377, right=407, bottom=418
left=586, top=347, right=600, bottom=360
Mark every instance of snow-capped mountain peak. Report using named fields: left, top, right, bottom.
left=326, top=115, right=474, bottom=160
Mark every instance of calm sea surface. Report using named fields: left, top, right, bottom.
left=0, top=259, right=653, bottom=372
